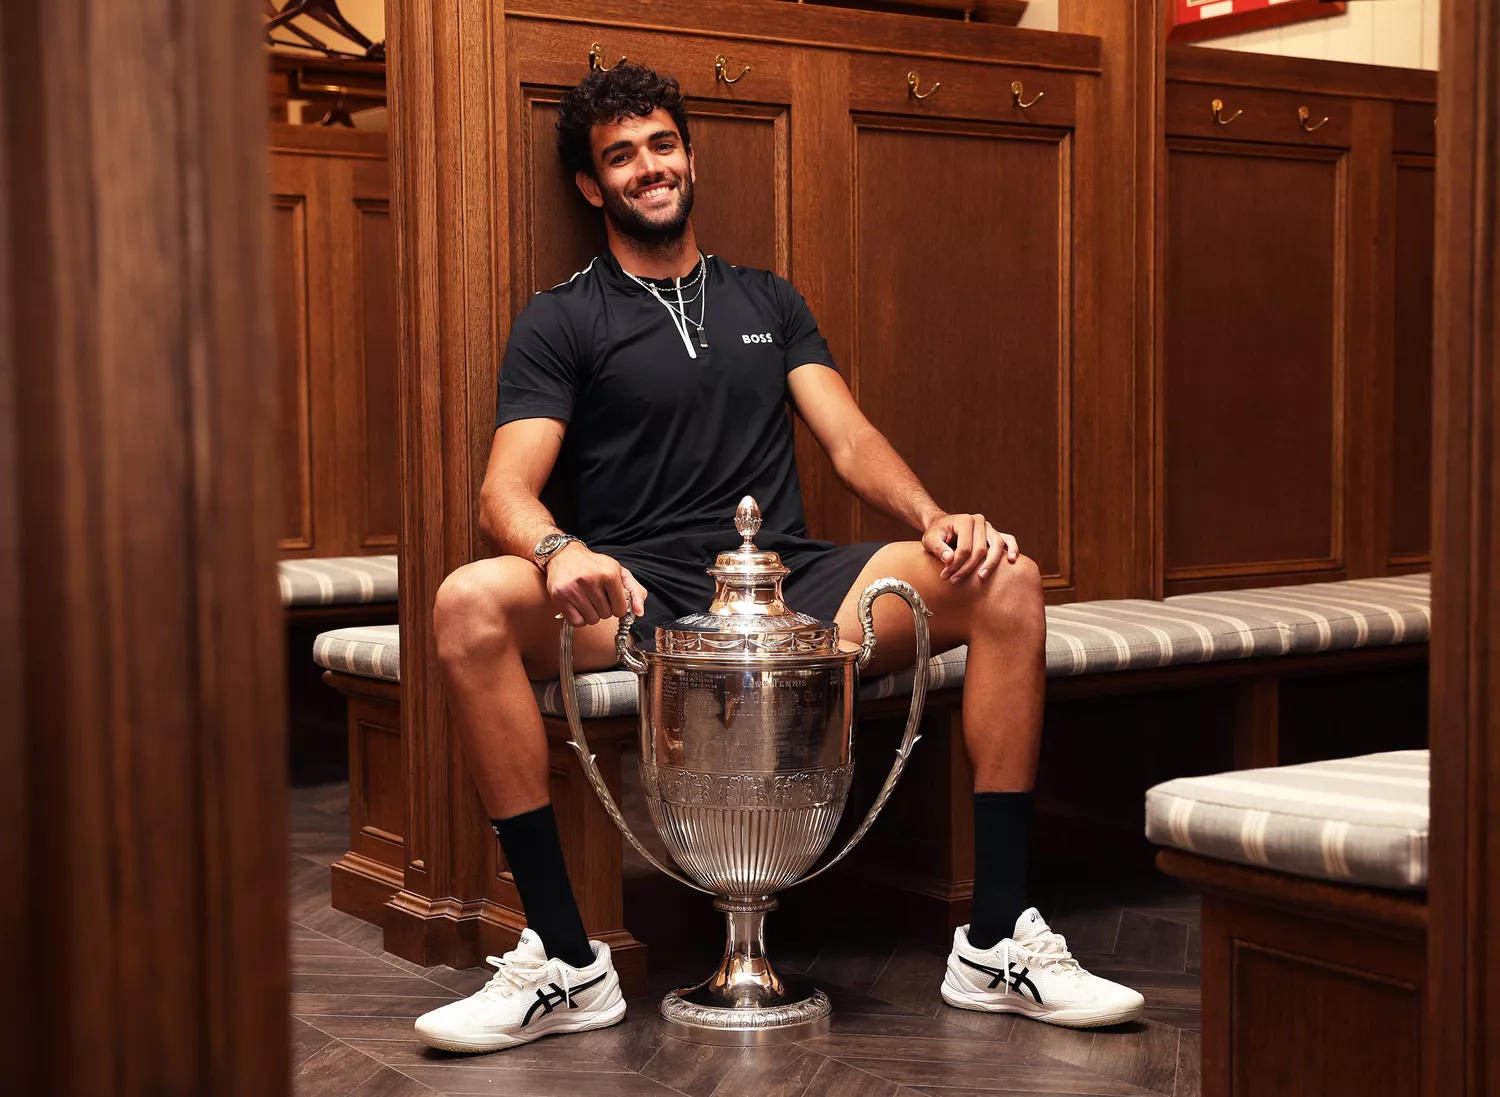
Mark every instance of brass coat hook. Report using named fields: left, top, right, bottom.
left=1011, top=80, right=1044, bottom=110
left=908, top=72, right=940, bottom=100
left=589, top=42, right=625, bottom=72
left=1298, top=106, right=1329, bottom=132
left=715, top=55, right=750, bottom=84
left=1211, top=98, right=1242, bottom=125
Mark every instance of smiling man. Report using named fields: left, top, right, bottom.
left=415, top=63, right=1144, bottom=1053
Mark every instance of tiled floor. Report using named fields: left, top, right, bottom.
left=289, top=783, right=1202, bottom=1097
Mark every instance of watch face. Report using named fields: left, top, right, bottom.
left=536, top=533, right=566, bottom=557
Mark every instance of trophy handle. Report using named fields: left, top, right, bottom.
left=799, top=577, right=932, bottom=885
left=560, top=612, right=711, bottom=894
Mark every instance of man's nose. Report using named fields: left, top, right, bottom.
left=636, top=149, right=669, bottom=179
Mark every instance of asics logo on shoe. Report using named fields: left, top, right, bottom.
left=521, top=971, right=608, bottom=1027
left=958, top=955, right=1044, bottom=1003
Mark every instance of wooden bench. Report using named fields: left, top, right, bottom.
left=316, top=573, right=1430, bottom=989
left=1148, top=751, right=1429, bottom=1097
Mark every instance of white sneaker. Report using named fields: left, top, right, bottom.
left=414, top=929, right=625, bottom=1053
left=941, top=908, right=1145, bottom=1028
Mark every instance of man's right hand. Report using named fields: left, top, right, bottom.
left=545, top=543, right=648, bottom=627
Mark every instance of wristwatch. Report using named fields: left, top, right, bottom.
left=533, top=532, right=582, bottom=572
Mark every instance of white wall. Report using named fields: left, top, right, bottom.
left=1198, top=0, right=1438, bottom=69
left=1019, top=0, right=1437, bottom=70
left=1018, top=0, right=1059, bottom=30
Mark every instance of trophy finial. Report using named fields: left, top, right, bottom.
left=735, top=496, right=761, bottom=547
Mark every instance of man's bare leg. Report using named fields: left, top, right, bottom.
left=433, top=556, right=623, bottom=817
left=431, top=556, right=624, bottom=966
left=835, top=543, right=1046, bottom=951
left=834, top=542, right=1046, bottom=793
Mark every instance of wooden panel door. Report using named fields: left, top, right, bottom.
left=842, top=66, right=1078, bottom=589
left=1162, top=137, right=1347, bottom=589
left=1389, top=155, right=1435, bottom=568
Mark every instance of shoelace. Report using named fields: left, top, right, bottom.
left=475, top=949, right=570, bottom=1003
left=993, top=930, right=1084, bottom=998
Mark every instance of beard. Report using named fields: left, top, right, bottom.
left=600, top=173, right=695, bottom=251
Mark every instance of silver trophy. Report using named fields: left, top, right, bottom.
left=560, top=497, right=931, bottom=1044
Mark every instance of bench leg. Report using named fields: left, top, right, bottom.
left=1233, top=677, right=1280, bottom=770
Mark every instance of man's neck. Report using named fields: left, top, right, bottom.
left=606, top=222, right=701, bottom=281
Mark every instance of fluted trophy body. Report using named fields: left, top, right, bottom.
left=561, top=497, right=931, bottom=1044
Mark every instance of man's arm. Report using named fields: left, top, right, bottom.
left=785, top=365, right=941, bottom=532
left=478, top=417, right=570, bottom=558
left=479, top=418, right=646, bottom=622
left=786, top=363, right=1019, bottom=581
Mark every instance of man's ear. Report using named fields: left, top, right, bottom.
left=575, top=169, right=604, bottom=209
left=687, top=145, right=695, bottom=184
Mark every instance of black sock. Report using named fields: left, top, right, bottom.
left=491, top=805, right=595, bottom=969
left=967, top=790, right=1034, bottom=950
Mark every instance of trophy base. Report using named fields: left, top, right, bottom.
left=659, top=979, right=832, bottom=1045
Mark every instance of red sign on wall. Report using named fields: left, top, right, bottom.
left=1170, top=0, right=1347, bottom=42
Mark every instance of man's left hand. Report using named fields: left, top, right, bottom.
left=921, top=513, right=1020, bottom=583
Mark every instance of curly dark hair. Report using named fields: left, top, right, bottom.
left=556, top=63, right=692, bottom=177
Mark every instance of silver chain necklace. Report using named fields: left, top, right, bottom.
left=624, top=254, right=709, bottom=359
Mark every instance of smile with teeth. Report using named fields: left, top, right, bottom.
left=634, top=182, right=675, bottom=202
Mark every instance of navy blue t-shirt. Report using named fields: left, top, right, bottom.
left=495, top=251, right=837, bottom=552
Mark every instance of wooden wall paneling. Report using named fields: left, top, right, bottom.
left=1426, top=0, right=1500, bottom=1092
left=1389, top=152, right=1436, bottom=567
left=1166, top=42, right=1439, bottom=103
left=1059, top=0, right=1167, bottom=601
left=270, top=148, right=320, bottom=552
left=1162, top=134, right=1348, bottom=590
left=849, top=113, right=1073, bottom=589
left=2, top=0, right=287, bottom=1092
left=270, top=126, right=398, bottom=559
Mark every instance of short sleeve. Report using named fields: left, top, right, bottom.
left=495, top=293, right=585, bottom=429
left=773, top=276, right=838, bottom=375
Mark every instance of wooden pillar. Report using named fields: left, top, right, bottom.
left=383, top=0, right=508, bottom=966
left=1059, top=0, right=1167, bottom=599
left=0, top=2, right=287, bottom=1095
left=1426, top=0, right=1500, bottom=1092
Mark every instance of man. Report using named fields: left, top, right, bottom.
left=414, top=63, right=1144, bottom=1053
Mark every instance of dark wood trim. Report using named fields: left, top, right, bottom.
left=286, top=603, right=398, bottom=626
left=1158, top=849, right=1427, bottom=933
left=1166, top=43, right=1438, bottom=104
left=509, top=0, right=1103, bottom=71
left=2, top=1, right=288, bottom=1091
left=268, top=121, right=388, bottom=158
left=1426, top=1, right=1500, bottom=1094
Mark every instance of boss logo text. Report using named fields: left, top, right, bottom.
left=741, top=333, right=774, bottom=344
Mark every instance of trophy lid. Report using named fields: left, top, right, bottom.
left=655, top=496, right=840, bottom=656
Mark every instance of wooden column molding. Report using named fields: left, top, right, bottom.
left=1059, top=0, right=1167, bottom=599
left=1426, top=0, right=1500, bottom=1092
left=385, top=0, right=510, bottom=966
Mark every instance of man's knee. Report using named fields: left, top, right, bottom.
left=973, top=554, right=1045, bottom=643
left=432, top=557, right=538, bottom=673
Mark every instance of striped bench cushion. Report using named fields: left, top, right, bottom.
left=1146, top=750, right=1429, bottom=890
left=312, top=572, right=1430, bottom=718
left=280, top=555, right=399, bottom=608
